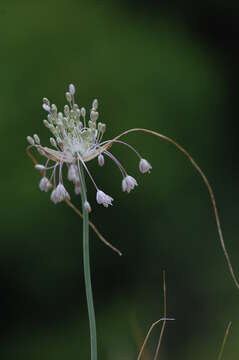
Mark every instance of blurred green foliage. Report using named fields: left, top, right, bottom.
left=0, top=0, right=239, bottom=359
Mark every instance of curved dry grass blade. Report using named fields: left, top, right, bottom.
left=109, top=128, right=239, bottom=290
left=26, top=146, right=122, bottom=256
left=217, top=322, right=232, bottom=360
left=137, top=318, right=174, bottom=360
left=153, top=271, right=167, bottom=360
left=138, top=272, right=173, bottom=360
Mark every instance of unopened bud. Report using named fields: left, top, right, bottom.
left=51, top=104, right=57, bottom=116
left=33, top=134, right=40, bottom=144
left=64, top=105, right=70, bottom=116
left=92, top=98, right=98, bottom=110
left=98, top=154, right=104, bottom=167
left=58, top=112, right=63, bottom=120
left=56, top=137, right=63, bottom=145
left=65, top=92, right=72, bottom=102
left=50, top=137, right=57, bottom=148
left=35, top=164, right=46, bottom=171
left=69, top=84, right=75, bottom=95
left=27, top=136, right=35, bottom=145
left=81, top=107, right=86, bottom=117
left=84, top=200, right=92, bottom=213
left=101, top=123, right=106, bottom=133
left=43, top=119, right=50, bottom=128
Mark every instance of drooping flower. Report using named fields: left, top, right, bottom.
left=26, top=84, right=152, bottom=209
left=96, top=190, right=113, bottom=207
left=50, top=183, right=70, bottom=204
left=139, top=158, right=152, bottom=174
left=122, top=175, right=138, bottom=193
left=39, top=176, right=52, bottom=192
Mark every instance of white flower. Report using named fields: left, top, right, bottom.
left=122, top=175, right=138, bottom=193
left=68, top=164, right=79, bottom=183
left=84, top=200, right=92, bottom=213
left=96, top=190, right=113, bottom=207
left=39, top=177, right=52, bottom=192
left=139, top=158, right=152, bottom=174
left=51, top=184, right=70, bottom=204
left=98, top=154, right=104, bottom=167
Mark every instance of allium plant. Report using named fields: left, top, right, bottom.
left=27, top=84, right=239, bottom=359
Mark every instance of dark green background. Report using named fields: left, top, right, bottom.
left=1, top=0, right=239, bottom=359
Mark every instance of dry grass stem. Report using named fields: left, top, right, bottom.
left=137, top=272, right=174, bottom=360
left=110, top=128, right=239, bottom=290
left=153, top=271, right=167, bottom=359
left=217, top=322, right=232, bottom=360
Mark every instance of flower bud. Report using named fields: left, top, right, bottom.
left=43, top=119, right=50, bottom=128
left=69, top=84, right=75, bottom=95
left=27, top=136, right=35, bottom=145
left=35, top=164, right=46, bottom=171
left=98, top=154, right=104, bottom=167
left=92, top=98, right=98, bottom=110
left=84, top=200, right=92, bottom=213
left=64, top=105, right=70, bottom=116
left=33, top=134, right=40, bottom=144
left=81, top=107, right=86, bottom=117
left=50, top=137, right=57, bottom=148
left=65, top=92, right=72, bottom=102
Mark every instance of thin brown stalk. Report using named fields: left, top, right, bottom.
left=137, top=318, right=174, bottom=360
left=109, top=128, right=239, bottom=290
left=26, top=146, right=122, bottom=257
left=137, top=272, right=174, bottom=360
left=65, top=198, right=122, bottom=256
left=217, top=322, right=232, bottom=360
left=153, top=271, right=167, bottom=359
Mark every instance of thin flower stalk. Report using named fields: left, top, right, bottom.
left=78, top=162, right=97, bottom=360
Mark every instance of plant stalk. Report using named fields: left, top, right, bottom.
left=79, top=162, right=97, bottom=360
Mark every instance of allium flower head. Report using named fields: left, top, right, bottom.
left=27, top=84, right=152, bottom=209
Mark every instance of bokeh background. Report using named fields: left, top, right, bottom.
left=1, top=0, right=239, bottom=359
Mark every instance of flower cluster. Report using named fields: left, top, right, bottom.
left=27, top=84, right=152, bottom=211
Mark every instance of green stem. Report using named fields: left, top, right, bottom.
left=79, top=162, right=97, bottom=360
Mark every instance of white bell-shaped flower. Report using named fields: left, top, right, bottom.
left=122, top=175, right=138, bottom=193
left=96, top=190, right=113, bottom=207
